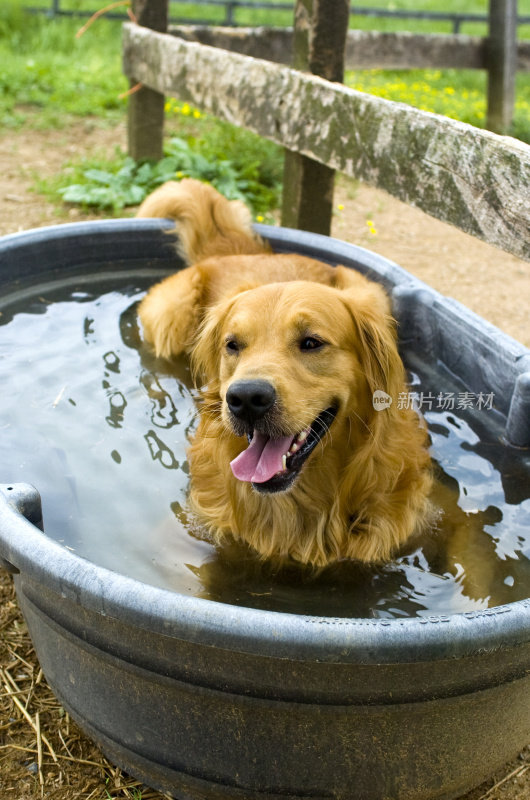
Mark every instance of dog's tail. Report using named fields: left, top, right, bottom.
left=136, top=178, right=268, bottom=263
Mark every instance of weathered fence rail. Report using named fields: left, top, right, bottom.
left=122, top=21, right=530, bottom=261
left=170, top=24, right=530, bottom=71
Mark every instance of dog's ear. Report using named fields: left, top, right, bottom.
left=190, top=295, right=233, bottom=386
left=191, top=285, right=257, bottom=385
left=190, top=303, right=224, bottom=386
left=334, top=266, right=405, bottom=399
left=138, top=265, right=205, bottom=360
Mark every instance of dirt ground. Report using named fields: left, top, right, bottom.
left=0, top=119, right=529, bottom=800
left=1, top=120, right=529, bottom=347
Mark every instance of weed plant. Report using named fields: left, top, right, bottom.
left=55, top=129, right=283, bottom=218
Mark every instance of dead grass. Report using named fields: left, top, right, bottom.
left=0, top=571, right=170, bottom=800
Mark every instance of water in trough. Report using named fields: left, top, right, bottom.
left=1, top=277, right=529, bottom=619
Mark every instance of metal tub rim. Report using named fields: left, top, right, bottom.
left=1, top=483, right=529, bottom=667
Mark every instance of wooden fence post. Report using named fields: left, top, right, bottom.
left=486, top=0, right=517, bottom=133
left=281, top=0, right=350, bottom=235
left=127, top=0, right=168, bottom=162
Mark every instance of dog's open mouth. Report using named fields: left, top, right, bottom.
left=230, top=407, right=338, bottom=494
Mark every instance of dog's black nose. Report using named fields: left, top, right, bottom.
left=226, top=380, right=276, bottom=424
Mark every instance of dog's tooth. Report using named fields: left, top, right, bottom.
left=282, top=454, right=287, bottom=471
left=296, top=429, right=309, bottom=443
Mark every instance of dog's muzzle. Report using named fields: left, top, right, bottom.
left=227, top=379, right=338, bottom=493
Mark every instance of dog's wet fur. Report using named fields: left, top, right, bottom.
left=137, top=179, right=432, bottom=567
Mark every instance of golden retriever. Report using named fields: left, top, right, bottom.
left=137, top=179, right=432, bottom=567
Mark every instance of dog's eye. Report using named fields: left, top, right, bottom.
left=299, top=336, right=325, bottom=352
left=225, top=338, right=240, bottom=353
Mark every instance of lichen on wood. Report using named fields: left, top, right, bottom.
left=123, top=23, right=530, bottom=260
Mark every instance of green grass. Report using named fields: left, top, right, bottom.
left=0, top=3, right=126, bottom=129
left=347, top=0, right=530, bottom=38
left=346, top=68, right=530, bottom=142
left=13, top=0, right=530, bottom=35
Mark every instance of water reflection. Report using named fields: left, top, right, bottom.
left=105, top=390, right=127, bottom=428
left=141, top=371, right=179, bottom=429
left=144, top=429, right=180, bottom=470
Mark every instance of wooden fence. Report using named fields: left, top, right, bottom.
left=123, top=0, right=530, bottom=261
left=170, top=19, right=530, bottom=136
left=34, top=0, right=530, bottom=34
left=170, top=25, right=530, bottom=73
left=31, top=0, right=530, bottom=133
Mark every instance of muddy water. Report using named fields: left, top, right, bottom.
left=1, top=279, right=529, bottom=618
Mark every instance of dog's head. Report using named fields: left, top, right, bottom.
left=192, top=273, right=405, bottom=494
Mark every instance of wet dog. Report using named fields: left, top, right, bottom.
left=137, top=179, right=432, bottom=567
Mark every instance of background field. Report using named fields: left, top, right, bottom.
left=2, top=0, right=530, bottom=220
left=2, top=0, right=530, bottom=140
left=16, top=0, right=530, bottom=35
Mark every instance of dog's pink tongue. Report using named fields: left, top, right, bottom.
left=231, top=431, right=293, bottom=483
